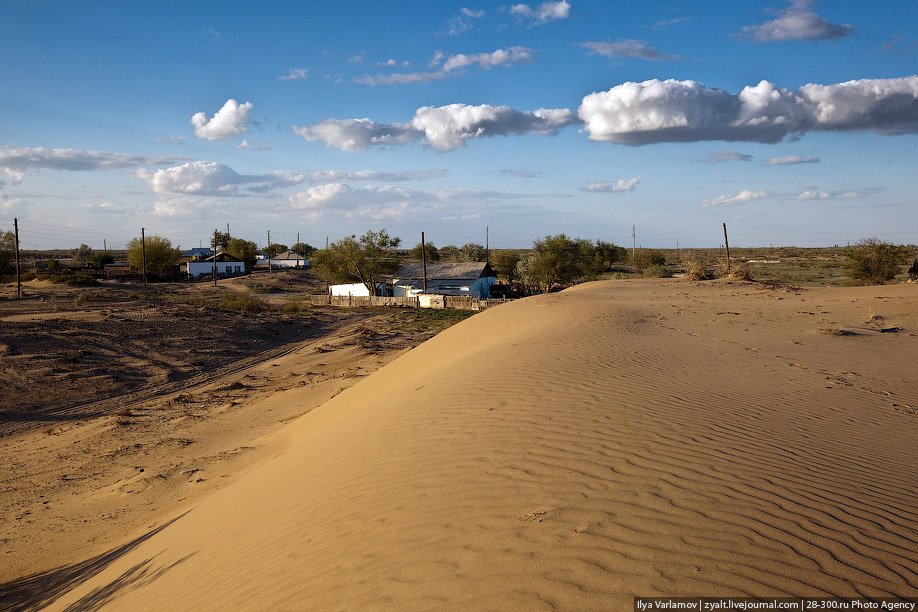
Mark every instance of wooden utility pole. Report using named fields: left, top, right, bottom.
left=141, top=227, right=147, bottom=298
left=267, top=230, right=272, bottom=273
left=485, top=226, right=489, bottom=261
left=14, top=218, right=22, bottom=299
left=723, top=223, right=732, bottom=275
left=213, top=229, right=218, bottom=287
left=296, top=232, right=300, bottom=268
left=421, top=231, right=428, bottom=291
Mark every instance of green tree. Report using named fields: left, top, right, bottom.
left=410, top=241, right=440, bottom=262
left=312, top=229, right=401, bottom=296
left=0, top=229, right=14, bottom=274
left=72, top=243, right=92, bottom=265
left=225, top=238, right=258, bottom=271
left=127, top=235, right=182, bottom=275
left=845, top=238, right=907, bottom=285
left=527, top=234, right=585, bottom=292
left=211, top=230, right=231, bottom=251
left=490, top=249, right=521, bottom=284
left=90, top=252, right=115, bottom=269
left=438, top=245, right=460, bottom=261
left=264, top=243, right=288, bottom=258
left=588, top=240, right=628, bottom=276
left=291, top=242, right=317, bottom=257
left=458, top=242, right=488, bottom=262
left=630, top=249, right=666, bottom=276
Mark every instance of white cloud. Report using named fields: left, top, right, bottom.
left=154, top=135, right=186, bottom=144
left=292, top=118, right=421, bottom=152
left=765, top=155, right=820, bottom=165
left=235, top=139, right=250, bottom=150
left=0, top=146, right=182, bottom=184
left=702, top=189, right=771, bottom=207
left=278, top=68, right=309, bottom=81
left=295, top=103, right=577, bottom=152
left=510, top=1, right=570, bottom=24
left=578, top=76, right=918, bottom=146
left=737, top=0, right=853, bottom=42
left=132, top=161, right=305, bottom=195
left=357, top=46, right=535, bottom=85
left=581, top=175, right=642, bottom=192
left=581, top=40, right=681, bottom=62
left=445, top=8, right=485, bottom=36
left=796, top=189, right=869, bottom=200
left=695, top=151, right=754, bottom=163
left=305, top=169, right=447, bottom=183
left=190, top=99, right=253, bottom=141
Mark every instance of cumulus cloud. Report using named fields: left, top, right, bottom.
left=702, top=189, right=771, bottom=207
left=581, top=40, right=681, bottom=62
left=356, top=46, right=535, bottom=85
left=581, top=175, right=642, bottom=192
left=295, top=103, right=577, bottom=152
left=510, top=0, right=570, bottom=24
left=578, top=76, right=918, bottom=146
left=190, top=99, right=254, bottom=140
left=0, top=147, right=182, bottom=184
left=278, top=68, right=310, bottom=81
left=765, top=155, right=820, bottom=165
left=695, top=151, right=754, bottom=163
left=737, top=0, right=853, bottom=42
left=131, top=161, right=305, bottom=195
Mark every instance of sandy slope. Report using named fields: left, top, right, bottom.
left=16, top=279, right=918, bottom=610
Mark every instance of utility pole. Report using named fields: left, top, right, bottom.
left=104, top=238, right=107, bottom=252
left=296, top=232, right=300, bottom=268
left=485, top=225, right=489, bottom=261
left=632, top=225, right=636, bottom=263
left=421, top=231, right=428, bottom=291
left=213, top=229, right=218, bottom=287
left=141, top=227, right=147, bottom=298
left=723, top=223, right=732, bottom=275
left=14, top=218, right=22, bottom=299
left=267, top=230, right=272, bottom=273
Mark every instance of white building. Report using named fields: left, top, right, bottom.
left=328, top=281, right=387, bottom=297
left=268, top=250, right=309, bottom=269
left=392, top=262, right=496, bottom=298
left=182, top=253, right=244, bottom=279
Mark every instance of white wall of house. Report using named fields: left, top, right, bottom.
left=329, top=282, right=375, bottom=297
left=186, top=261, right=243, bottom=278
left=393, top=276, right=495, bottom=298
left=268, top=258, right=309, bottom=269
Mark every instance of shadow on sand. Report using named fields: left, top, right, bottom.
left=0, top=512, right=191, bottom=612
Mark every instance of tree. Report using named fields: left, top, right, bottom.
left=127, top=235, right=181, bottom=275
left=845, top=238, right=907, bottom=285
left=589, top=240, right=628, bottom=275
left=491, top=249, right=521, bottom=284
left=439, top=245, right=460, bottom=261
left=410, top=241, right=440, bottom=262
left=225, top=238, right=258, bottom=271
left=458, top=242, right=488, bottom=262
left=527, top=234, right=585, bottom=292
left=291, top=242, right=317, bottom=257
left=630, top=249, right=666, bottom=276
left=312, top=229, right=401, bottom=296
left=72, top=243, right=92, bottom=265
left=90, top=252, right=115, bottom=269
left=264, top=243, right=288, bottom=258
left=0, top=229, right=14, bottom=274
left=211, top=230, right=231, bottom=252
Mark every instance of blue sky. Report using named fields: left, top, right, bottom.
left=1, top=0, right=917, bottom=250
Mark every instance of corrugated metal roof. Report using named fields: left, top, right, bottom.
left=394, top=262, right=493, bottom=282
left=272, top=250, right=306, bottom=260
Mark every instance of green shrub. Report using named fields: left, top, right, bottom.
left=221, top=293, right=264, bottom=313
left=845, top=238, right=906, bottom=285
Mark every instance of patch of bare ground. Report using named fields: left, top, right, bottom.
left=0, top=271, right=472, bottom=580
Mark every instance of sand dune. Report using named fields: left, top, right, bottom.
left=21, top=279, right=918, bottom=610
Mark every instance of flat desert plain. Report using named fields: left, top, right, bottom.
left=2, top=278, right=917, bottom=611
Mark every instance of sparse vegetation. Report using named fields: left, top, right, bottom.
left=221, top=293, right=265, bottom=313
left=844, top=238, right=907, bottom=285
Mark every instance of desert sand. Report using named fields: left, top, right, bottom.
left=3, top=278, right=917, bottom=610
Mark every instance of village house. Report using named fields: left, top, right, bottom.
left=180, top=247, right=214, bottom=262
left=267, top=249, right=309, bottom=269
left=182, top=252, right=244, bottom=279
left=328, top=262, right=496, bottom=299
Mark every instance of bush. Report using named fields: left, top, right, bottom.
left=845, top=238, right=907, bottom=285
left=221, top=293, right=265, bottom=313
left=680, top=254, right=707, bottom=280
